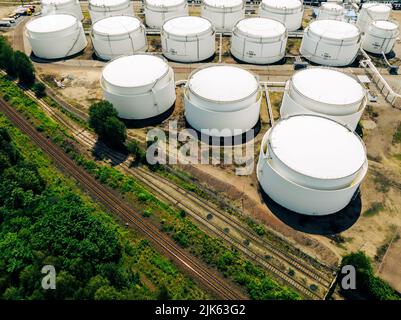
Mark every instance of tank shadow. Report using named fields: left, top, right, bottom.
left=162, top=52, right=217, bottom=64
left=184, top=118, right=262, bottom=146
left=365, top=50, right=396, bottom=60
left=29, top=49, right=87, bottom=63
left=230, top=53, right=287, bottom=66
left=258, top=184, right=362, bottom=235
left=91, top=139, right=128, bottom=166
left=118, top=103, right=175, bottom=129
left=301, top=55, right=361, bottom=69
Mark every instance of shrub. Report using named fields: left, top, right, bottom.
left=32, top=83, right=46, bottom=98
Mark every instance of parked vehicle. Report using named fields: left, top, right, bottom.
left=0, top=20, right=11, bottom=27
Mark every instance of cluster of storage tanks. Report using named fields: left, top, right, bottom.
left=25, top=1, right=400, bottom=216
left=25, top=0, right=302, bottom=64
left=99, top=52, right=369, bottom=215
left=25, top=1, right=399, bottom=64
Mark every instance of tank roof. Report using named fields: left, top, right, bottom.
left=204, top=0, right=243, bottom=7
left=236, top=17, right=286, bottom=38
left=93, top=16, right=141, bottom=35
left=89, top=0, right=128, bottom=6
left=291, top=68, right=364, bottom=106
left=102, top=55, right=169, bottom=88
left=163, top=16, right=212, bottom=36
left=189, top=66, right=258, bottom=103
left=261, top=0, right=302, bottom=10
left=362, top=2, right=391, bottom=13
left=26, top=14, right=77, bottom=33
left=269, top=115, right=366, bottom=180
left=321, top=2, right=343, bottom=11
left=372, top=20, right=398, bottom=30
left=309, top=20, right=359, bottom=40
left=41, top=0, right=75, bottom=4
left=146, top=0, right=186, bottom=7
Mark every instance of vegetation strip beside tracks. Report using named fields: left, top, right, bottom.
left=0, top=98, right=245, bottom=300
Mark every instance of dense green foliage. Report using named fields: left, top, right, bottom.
left=32, top=83, right=46, bottom=98
left=0, top=37, right=35, bottom=86
left=13, top=51, right=35, bottom=86
left=340, top=252, right=400, bottom=300
left=89, top=101, right=126, bottom=148
left=0, top=118, right=208, bottom=300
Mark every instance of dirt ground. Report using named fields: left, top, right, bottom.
left=0, top=5, right=16, bottom=19
left=4, top=2, right=401, bottom=292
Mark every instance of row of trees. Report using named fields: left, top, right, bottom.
left=0, top=37, right=35, bottom=87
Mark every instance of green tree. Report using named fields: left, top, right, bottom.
left=0, top=37, right=17, bottom=77
left=94, top=285, right=123, bottom=300
left=340, top=251, right=400, bottom=300
left=14, top=51, right=35, bottom=87
left=32, top=82, right=46, bottom=98
left=88, top=101, right=126, bottom=148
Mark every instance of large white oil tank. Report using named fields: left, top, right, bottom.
left=357, top=2, right=392, bottom=33
left=41, top=0, right=83, bottom=20
left=231, top=17, right=287, bottom=64
left=25, top=14, right=87, bottom=59
left=201, top=0, right=245, bottom=33
left=362, top=20, right=400, bottom=54
left=92, top=16, right=147, bottom=61
left=317, top=2, right=345, bottom=21
left=88, top=0, right=133, bottom=23
left=300, top=20, right=361, bottom=66
left=161, top=16, right=215, bottom=62
left=184, top=65, right=261, bottom=137
left=144, top=0, right=188, bottom=29
left=280, top=68, right=366, bottom=130
left=101, top=55, right=176, bottom=120
left=259, top=0, right=303, bottom=32
left=257, top=114, right=368, bottom=215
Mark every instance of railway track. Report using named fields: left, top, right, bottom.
left=69, top=129, right=329, bottom=299
left=0, top=98, right=246, bottom=300
left=31, top=93, right=336, bottom=299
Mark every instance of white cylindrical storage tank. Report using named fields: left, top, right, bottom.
left=362, top=20, right=400, bottom=54
left=101, top=55, right=176, bottom=120
left=201, top=0, right=245, bottom=33
left=231, top=17, right=287, bottom=64
left=300, top=20, right=361, bottom=66
left=259, top=0, right=303, bottom=32
left=25, top=14, right=87, bottom=59
left=41, top=0, right=83, bottom=20
left=144, top=0, right=188, bottom=29
left=257, top=115, right=368, bottom=215
left=317, top=2, right=345, bottom=21
left=88, top=0, right=133, bottom=23
left=357, top=2, right=392, bottom=33
left=161, top=16, right=215, bottom=62
left=92, top=16, right=147, bottom=61
left=184, top=65, right=261, bottom=137
left=280, top=68, right=366, bottom=130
